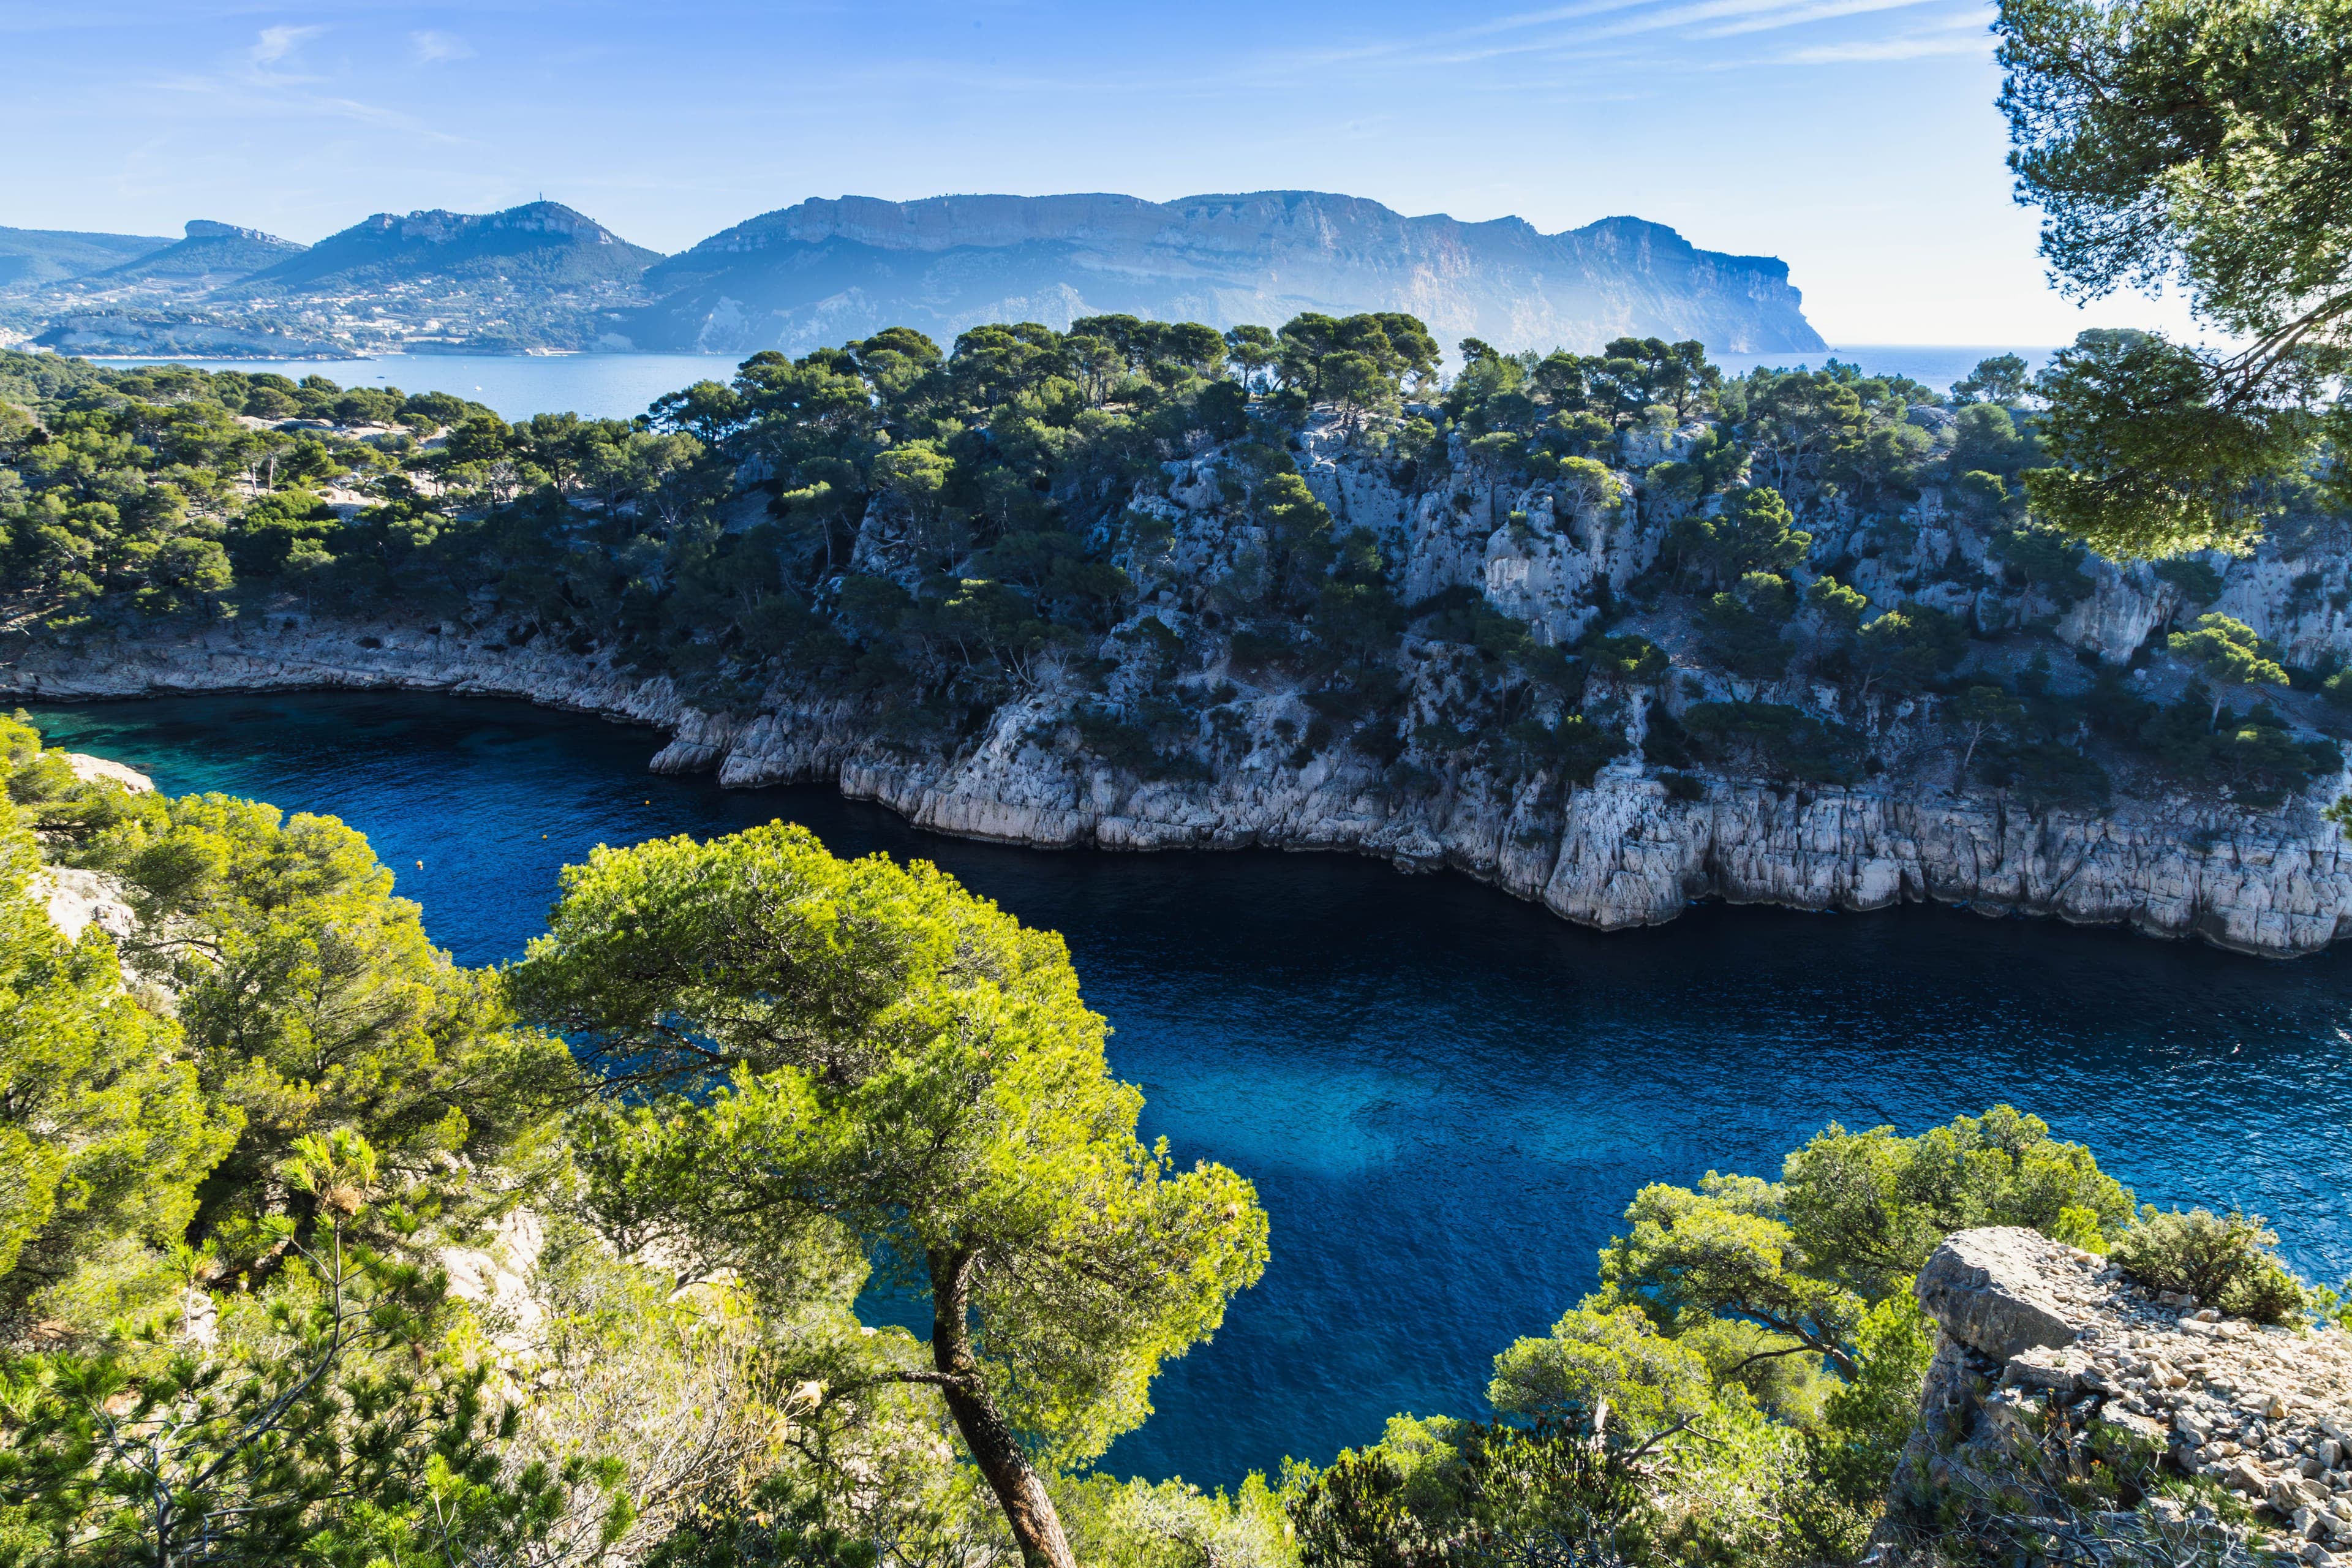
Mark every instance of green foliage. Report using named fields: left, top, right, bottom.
left=1675, top=486, right=1811, bottom=587
left=1583, top=633, right=1668, bottom=684
left=1954, top=684, right=2029, bottom=782
left=1682, top=701, right=1859, bottom=784
left=2111, top=1207, right=2307, bottom=1323
left=73, top=790, right=571, bottom=1275
left=1310, top=1108, right=2128, bottom=1568
left=1994, top=525, right=2094, bottom=608
left=1952, top=353, right=2031, bottom=405
left=1806, top=575, right=1868, bottom=634
left=1847, top=606, right=1968, bottom=699
left=1, top=1131, right=615, bottom=1568
left=1806, top=1295, right=1936, bottom=1510
left=1288, top=1416, right=1651, bottom=1568
left=2153, top=555, right=2224, bottom=603
left=1488, top=1306, right=1714, bottom=1440
left=1778, top=1105, right=2133, bottom=1302
left=1501, top=713, right=1626, bottom=788
left=510, top=823, right=1269, bottom=1564
left=1698, top=573, right=1796, bottom=680
left=0, top=726, right=233, bottom=1324
left=1996, top=0, right=2352, bottom=555
left=2092, top=673, right=2340, bottom=805
left=2167, top=612, right=2288, bottom=726
left=1054, top=1471, right=1294, bottom=1568
left=1600, top=1106, right=2130, bottom=1374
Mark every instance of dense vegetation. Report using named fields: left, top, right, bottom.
left=1994, top=0, right=2352, bottom=559
left=2, top=313, right=2346, bottom=825
left=0, top=721, right=2336, bottom=1567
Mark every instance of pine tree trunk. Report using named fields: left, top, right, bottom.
left=928, top=1248, right=1076, bottom=1568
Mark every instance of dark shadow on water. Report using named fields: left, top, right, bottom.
left=26, top=692, right=2352, bottom=1484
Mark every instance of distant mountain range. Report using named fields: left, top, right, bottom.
left=0, top=192, right=1825, bottom=360
left=0, top=225, right=173, bottom=289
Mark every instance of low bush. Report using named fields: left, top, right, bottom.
left=2111, top=1207, right=2305, bottom=1322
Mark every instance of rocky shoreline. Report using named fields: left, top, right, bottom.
left=8, top=616, right=2350, bottom=959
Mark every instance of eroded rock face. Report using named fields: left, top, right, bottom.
left=9, top=417, right=2352, bottom=958
left=1895, top=1227, right=2352, bottom=1566
left=1914, top=1227, right=2095, bottom=1362
left=34, top=865, right=138, bottom=946
left=7, top=615, right=2352, bottom=958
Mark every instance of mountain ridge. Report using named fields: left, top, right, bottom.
left=0, top=190, right=1824, bottom=359
left=233, top=200, right=661, bottom=293
left=631, top=189, right=1824, bottom=356
left=0, top=225, right=173, bottom=290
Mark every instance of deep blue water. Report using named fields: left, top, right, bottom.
left=23, top=693, right=2352, bottom=1486
left=99, top=345, right=2054, bottom=421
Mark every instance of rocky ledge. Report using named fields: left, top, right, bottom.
left=7, top=619, right=2352, bottom=958
left=1898, top=1227, right=2352, bottom=1564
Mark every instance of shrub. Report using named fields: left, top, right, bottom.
left=2153, top=556, right=2223, bottom=604
left=1684, top=701, right=1861, bottom=785
left=2111, top=1207, right=2305, bottom=1323
left=1288, top=1417, right=1651, bottom=1568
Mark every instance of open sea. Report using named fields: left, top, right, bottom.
left=22, top=692, right=2352, bottom=1487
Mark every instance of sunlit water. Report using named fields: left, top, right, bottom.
left=96, top=345, right=2055, bottom=422
left=25, top=693, right=2352, bottom=1486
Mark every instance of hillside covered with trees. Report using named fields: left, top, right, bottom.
left=2, top=299, right=2348, bottom=881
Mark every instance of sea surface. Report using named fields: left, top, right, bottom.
left=26, top=692, right=2350, bottom=1487
left=96, top=345, right=2054, bottom=423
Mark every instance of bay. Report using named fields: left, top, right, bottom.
left=94, top=344, right=2054, bottom=422
left=25, top=692, right=2350, bottom=1488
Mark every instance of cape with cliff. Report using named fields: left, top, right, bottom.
left=0, top=190, right=1824, bottom=360
left=2, top=317, right=2348, bottom=957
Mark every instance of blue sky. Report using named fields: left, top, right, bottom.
left=1, top=0, right=2196, bottom=345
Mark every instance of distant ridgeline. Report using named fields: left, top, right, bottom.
left=0, top=190, right=1822, bottom=359
left=6, top=315, right=2352, bottom=953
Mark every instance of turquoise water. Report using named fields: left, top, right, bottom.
left=98, top=345, right=2052, bottom=421
left=24, top=693, right=2352, bottom=1485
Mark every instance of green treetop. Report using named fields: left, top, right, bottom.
left=509, top=823, right=1269, bottom=1568
left=1996, top=0, right=2352, bottom=555
left=2168, top=612, right=2290, bottom=726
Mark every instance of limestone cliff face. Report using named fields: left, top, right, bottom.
left=12, top=412, right=2351, bottom=959
left=9, top=609, right=2350, bottom=959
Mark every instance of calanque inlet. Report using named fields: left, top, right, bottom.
left=12, top=319, right=2352, bottom=1567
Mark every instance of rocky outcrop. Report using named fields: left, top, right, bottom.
left=9, top=611, right=2352, bottom=958
left=1894, top=1227, right=2352, bottom=1566
left=63, top=751, right=153, bottom=794
left=34, top=865, right=138, bottom=947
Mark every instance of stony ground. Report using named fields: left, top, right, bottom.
left=1904, top=1227, right=2352, bottom=1564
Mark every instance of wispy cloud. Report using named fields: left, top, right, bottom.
left=1774, top=10, right=1991, bottom=61
left=1698, top=0, right=1951, bottom=39
left=149, top=23, right=463, bottom=143
left=412, top=29, right=472, bottom=64
left=248, top=24, right=320, bottom=74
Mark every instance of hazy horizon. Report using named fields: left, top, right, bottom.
left=5, top=1, right=2203, bottom=347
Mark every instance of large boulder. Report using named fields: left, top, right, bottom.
left=1913, top=1225, right=2100, bottom=1360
